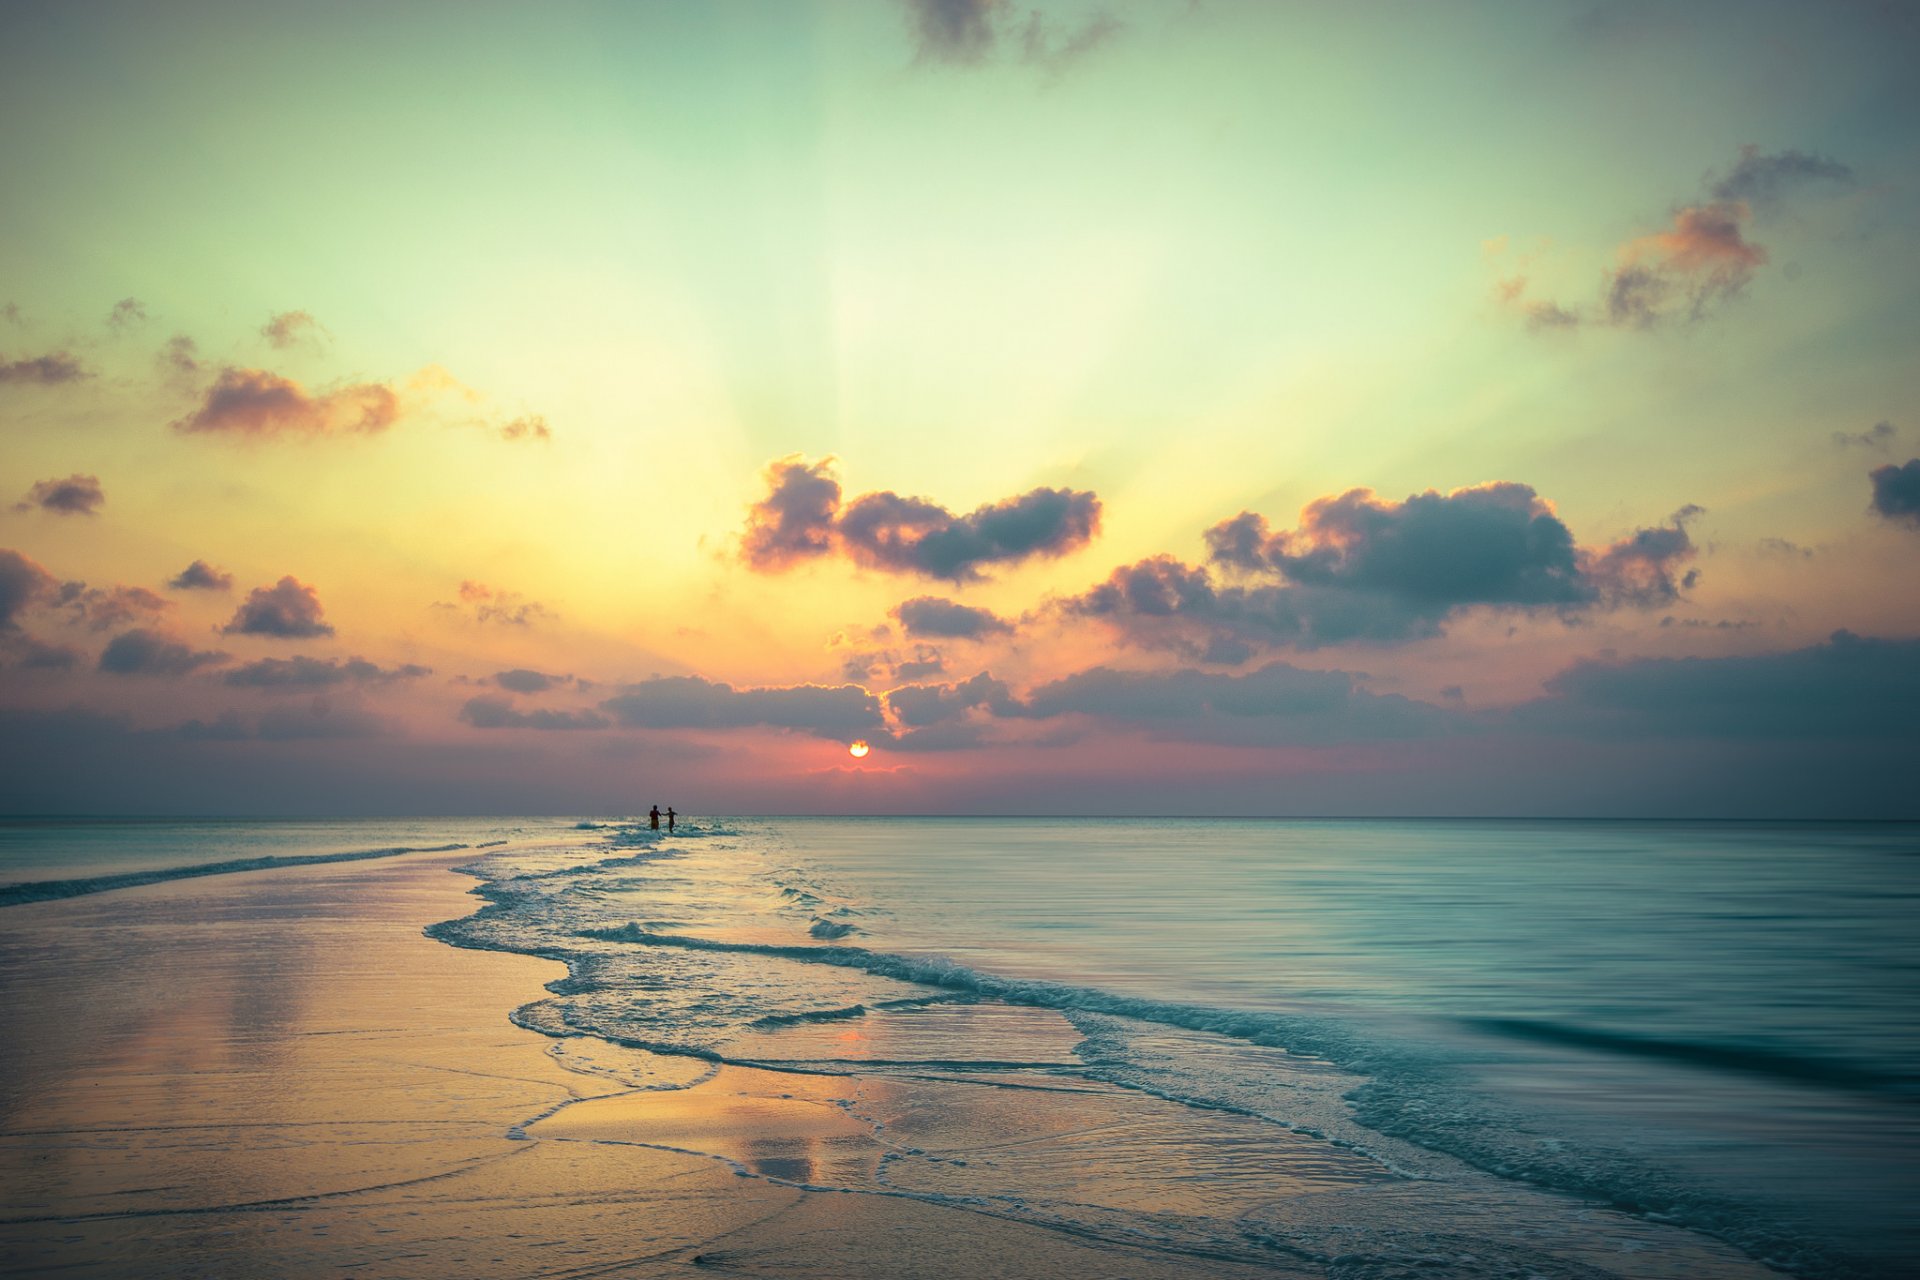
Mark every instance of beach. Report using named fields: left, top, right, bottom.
left=0, top=818, right=1910, bottom=1278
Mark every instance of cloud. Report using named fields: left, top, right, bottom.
left=902, top=0, right=1000, bottom=64
left=0, top=549, right=58, bottom=629
left=65, top=584, right=173, bottom=632
left=1018, top=9, right=1124, bottom=76
left=106, top=297, right=147, bottom=331
left=223, top=576, right=335, bottom=638
left=1757, top=537, right=1814, bottom=560
left=174, top=367, right=400, bottom=438
left=0, top=351, right=88, bottom=384
left=98, top=627, right=227, bottom=677
left=886, top=672, right=1015, bottom=727
left=498, top=414, right=551, bottom=442
left=15, top=474, right=104, bottom=516
left=438, top=580, right=553, bottom=627
left=459, top=696, right=610, bottom=731
left=1523, top=631, right=1920, bottom=740
left=740, top=455, right=843, bottom=570
left=169, top=559, right=233, bottom=591
left=1, top=633, right=80, bottom=669
left=1067, top=484, right=1699, bottom=657
left=1011, top=661, right=1448, bottom=747
left=600, top=675, right=884, bottom=740
left=1833, top=421, right=1897, bottom=450
left=1509, top=147, right=1851, bottom=331
left=260, top=310, right=325, bottom=349
left=494, top=667, right=577, bottom=694
left=160, top=334, right=202, bottom=381
left=892, top=596, right=1014, bottom=640
left=224, top=655, right=430, bottom=689
left=1708, top=145, right=1853, bottom=210
left=1869, top=458, right=1920, bottom=528
left=741, top=455, right=1101, bottom=582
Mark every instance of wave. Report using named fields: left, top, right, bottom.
left=1465, top=1016, right=1916, bottom=1096
left=0, top=843, right=470, bottom=908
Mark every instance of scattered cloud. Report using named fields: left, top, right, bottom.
left=494, top=667, right=579, bottom=694
left=106, top=297, right=147, bottom=331
left=1757, top=537, right=1815, bottom=560
left=160, top=334, right=202, bottom=381
left=1833, top=420, right=1897, bottom=450
left=886, top=672, right=1015, bottom=727
left=0, top=351, right=88, bottom=384
left=498, top=414, right=551, bottom=442
left=97, top=627, right=227, bottom=677
left=600, top=675, right=884, bottom=740
left=741, top=455, right=1100, bottom=582
left=63, top=584, right=173, bottom=632
left=437, top=580, right=553, bottom=627
left=900, top=0, right=1123, bottom=74
left=1868, top=458, right=1920, bottom=528
left=1707, top=145, right=1854, bottom=211
left=0, top=634, right=80, bottom=670
left=1505, top=146, right=1853, bottom=331
left=893, top=595, right=1015, bottom=639
left=260, top=310, right=326, bottom=349
left=173, top=367, right=400, bottom=438
left=459, top=695, right=610, bottom=731
left=15, top=474, right=105, bottom=516
left=0, top=549, right=58, bottom=629
left=223, top=576, right=335, bottom=638
left=224, top=655, right=430, bottom=689
left=1067, top=484, right=1699, bottom=658
left=168, top=559, right=234, bottom=591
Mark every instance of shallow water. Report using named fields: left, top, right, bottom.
left=428, top=816, right=1918, bottom=1279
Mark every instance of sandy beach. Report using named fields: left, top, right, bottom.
left=0, top=848, right=1310, bottom=1278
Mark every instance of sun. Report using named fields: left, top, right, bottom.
left=848, top=740, right=871, bottom=758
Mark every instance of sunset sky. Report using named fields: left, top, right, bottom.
left=3, top=0, right=1917, bottom=816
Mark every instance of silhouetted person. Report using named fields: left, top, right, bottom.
left=649, top=805, right=660, bottom=830
left=667, top=807, right=677, bottom=833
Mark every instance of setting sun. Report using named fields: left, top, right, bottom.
left=848, top=740, right=871, bottom=759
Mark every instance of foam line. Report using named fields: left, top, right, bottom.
left=0, top=843, right=470, bottom=908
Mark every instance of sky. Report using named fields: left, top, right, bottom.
left=2, top=0, right=1918, bottom=817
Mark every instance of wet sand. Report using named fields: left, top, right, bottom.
left=0, top=850, right=1785, bottom=1278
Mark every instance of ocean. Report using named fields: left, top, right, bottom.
left=4, top=815, right=1914, bottom=1278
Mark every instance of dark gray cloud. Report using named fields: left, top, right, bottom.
left=460, top=696, right=610, bottom=731
left=493, top=667, right=580, bottom=694
left=741, top=456, right=1100, bottom=582
left=0, top=549, right=57, bottom=629
left=1, top=634, right=81, bottom=669
left=902, top=0, right=998, bottom=63
left=224, top=655, right=430, bottom=689
left=1708, top=145, right=1854, bottom=210
left=1522, top=631, right=1920, bottom=740
left=1833, top=421, right=1896, bottom=450
left=223, top=576, right=335, bottom=638
left=174, top=367, right=399, bottom=438
left=0, top=351, right=87, bottom=384
left=893, top=595, right=1014, bottom=639
left=98, top=628, right=227, bottom=677
left=1070, top=485, right=1700, bottom=658
left=1011, top=661, right=1448, bottom=747
left=600, top=675, right=883, bottom=740
left=169, top=560, right=233, bottom=591
left=886, top=672, right=1015, bottom=727
left=15, top=474, right=104, bottom=516
left=106, top=297, right=147, bottom=331
left=741, top=456, right=842, bottom=570
left=1869, top=458, right=1920, bottom=528
left=261, top=310, right=324, bottom=349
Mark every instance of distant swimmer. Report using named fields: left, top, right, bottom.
left=649, top=805, right=661, bottom=830
left=667, top=807, right=677, bottom=833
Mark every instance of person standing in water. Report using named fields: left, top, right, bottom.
left=666, top=807, right=677, bottom=833
left=648, top=805, right=660, bottom=830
